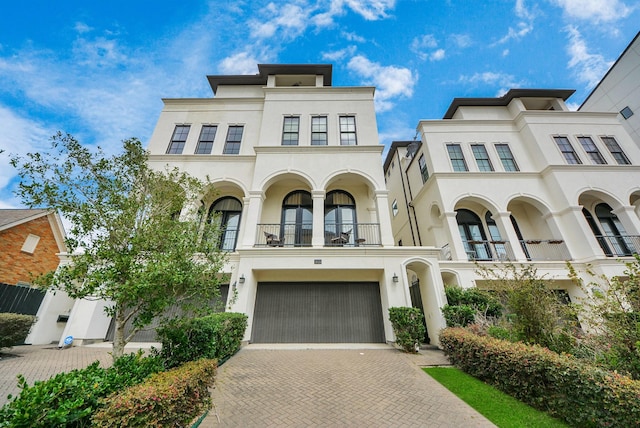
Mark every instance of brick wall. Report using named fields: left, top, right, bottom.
left=0, top=216, right=61, bottom=285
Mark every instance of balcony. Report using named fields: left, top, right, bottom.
left=595, top=234, right=640, bottom=257
left=255, top=223, right=381, bottom=247
left=463, top=240, right=515, bottom=261
left=519, top=239, right=572, bottom=261
left=324, top=223, right=381, bottom=247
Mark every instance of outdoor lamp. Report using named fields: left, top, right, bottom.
left=392, top=273, right=398, bottom=283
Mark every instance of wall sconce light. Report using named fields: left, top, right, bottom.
left=239, top=274, right=245, bottom=284
left=392, top=273, right=398, bottom=283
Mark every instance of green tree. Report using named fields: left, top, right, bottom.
left=9, top=133, right=226, bottom=358
left=477, top=263, right=579, bottom=353
left=441, top=286, right=502, bottom=327
left=568, top=258, right=640, bottom=378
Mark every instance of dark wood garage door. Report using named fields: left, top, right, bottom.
left=251, top=282, right=385, bottom=343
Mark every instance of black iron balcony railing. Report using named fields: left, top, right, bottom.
left=255, top=223, right=382, bottom=247
left=463, top=240, right=514, bottom=261
left=595, top=234, right=640, bottom=257
left=324, top=223, right=381, bottom=247
left=519, top=239, right=572, bottom=261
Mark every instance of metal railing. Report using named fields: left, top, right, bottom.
left=256, top=223, right=312, bottom=247
left=463, top=240, right=514, bottom=261
left=519, top=239, right=572, bottom=261
left=324, top=223, right=381, bottom=247
left=595, top=234, right=640, bottom=257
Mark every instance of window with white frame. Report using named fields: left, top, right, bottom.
left=495, top=144, right=519, bottom=171
left=392, top=199, right=398, bottom=216
left=553, top=136, right=582, bottom=164
left=471, top=144, right=494, bottom=171
left=223, top=125, right=244, bottom=154
left=620, top=106, right=634, bottom=120
left=195, top=125, right=217, bottom=154
left=339, top=116, right=357, bottom=145
left=311, top=116, right=328, bottom=145
left=601, top=136, right=631, bottom=165
left=166, top=125, right=190, bottom=154
left=21, top=234, right=40, bottom=254
left=418, top=154, right=429, bottom=183
left=446, top=143, right=468, bottom=171
left=578, top=136, right=606, bottom=164
left=282, top=116, right=299, bottom=146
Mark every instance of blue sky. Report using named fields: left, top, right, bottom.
left=1, top=0, right=639, bottom=208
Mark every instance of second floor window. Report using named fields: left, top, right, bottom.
left=223, top=125, right=244, bottom=154
left=601, top=136, right=631, bottom=165
left=554, top=136, right=581, bottom=164
left=471, top=144, right=494, bottom=171
left=418, top=154, right=429, bottom=183
left=339, top=116, right=357, bottom=145
left=311, top=116, right=327, bottom=145
left=578, top=136, right=606, bottom=164
left=447, top=144, right=468, bottom=171
left=282, top=117, right=299, bottom=146
left=495, top=144, right=519, bottom=171
left=166, top=125, right=190, bottom=154
left=195, top=125, right=217, bottom=154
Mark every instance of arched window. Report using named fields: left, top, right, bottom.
left=208, top=197, right=242, bottom=251
left=594, top=203, right=632, bottom=256
left=456, top=209, right=490, bottom=260
left=325, top=190, right=356, bottom=245
left=485, top=211, right=509, bottom=260
left=281, top=191, right=312, bottom=246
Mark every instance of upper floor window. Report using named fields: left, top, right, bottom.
left=471, top=144, right=494, bottom=171
left=311, top=116, right=328, bottom=145
left=495, top=144, right=519, bottom=171
left=620, top=106, right=634, bottom=120
left=195, top=125, right=217, bottom=154
left=553, top=136, right=581, bottom=164
left=166, top=125, right=190, bottom=154
left=392, top=199, right=398, bottom=216
left=578, top=136, right=606, bottom=164
left=418, top=154, right=429, bottom=183
left=282, top=117, right=299, bottom=146
left=208, top=197, right=242, bottom=251
left=339, top=116, right=357, bottom=145
left=223, top=125, right=244, bottom=154
left=447, top=144, right=468, bottom=171
left=601, top=136, right=631, bottom=165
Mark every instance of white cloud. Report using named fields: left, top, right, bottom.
left=549, top=0, right=633, bottom=23
left=313, top=0, right=396, bottom=26
left=347, top=55, right=416, bottom=112
left=430, top=49, right=445, bottom=61
left=411, top=35, right=445, bottom=61
left=502, top=49, right=510, bottom=56
left=249, top=3, right=310, bottom=40
left=341, top=31, right=366, bottom=43
left=565, top=26, right=613, bottom=88
left=322, top=46, right=357, bottom=61
left=74, top=22, right=93, bottom=34
left=457, top=71, right=526, bottom=95
left=219, top=52, right=262, bottom=75
left=450, top=33, right=472, bottom=48
left=493, top=0, right=535, bottom=45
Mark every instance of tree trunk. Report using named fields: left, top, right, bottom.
left=112, top=308, right=127, bottom=359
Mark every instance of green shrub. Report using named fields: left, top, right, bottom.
left=0, top=313, right=36, bottom=349
left=388, top=307, right=426, bottom=353
left=0, top=351, right=163, bottom=428
left=440, top=327, right=640, bottom=427
left=92, top=358, right=217, bottom=428
left=156, top=312, right=247, bottom=368
left=441, top=304, right=476, bottom=327
left=441, top=286, right=502, bottom=328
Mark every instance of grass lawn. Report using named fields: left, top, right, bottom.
left=423, top=367, right=567, bottom=428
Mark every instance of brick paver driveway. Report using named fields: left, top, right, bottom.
left=204, top=345, right=494, bottom=427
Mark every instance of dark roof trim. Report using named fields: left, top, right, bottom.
left=443, top=88, right=576, bottom=119
left=383, top=141, right=415, bottom=171
left=207, top=64, right=332, bottom=94
left=579, top=31, right=640, bottom=110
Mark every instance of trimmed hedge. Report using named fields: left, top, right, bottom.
left=0, top=352, right=163, bottom=428
left=440, top=327, right=640, bottom=427
left=0, top=313, right=36, bottom=349
left=156, top=312, right=247, bottom=368
left=92, top=358, right=217, bottom=427
left=389, top=307, right=426, bottom=353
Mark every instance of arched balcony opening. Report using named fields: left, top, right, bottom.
left=583, top=203, right=637, bottom=256
left=281, top=190, right=313, bottom=247
left=324, top=190, right=359, bottom=246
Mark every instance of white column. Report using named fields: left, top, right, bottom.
left=241, top=191, right=265, bottom=247
left=312, top=190, right=326, bottom=247
left=559, top=206, right=604, bottom=259
left=494, top=211, right=527, bottom=261
left=375, top=189, right=395, bottom=246
left=443, top=211, right=467, bottom=260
